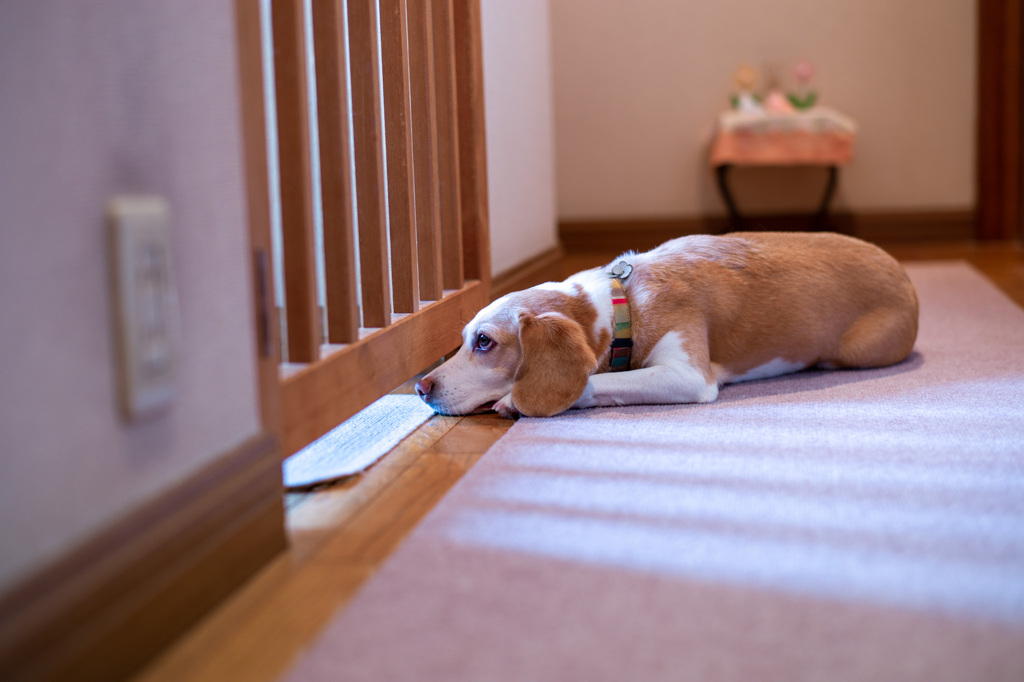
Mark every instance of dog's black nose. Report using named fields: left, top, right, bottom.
left=415, top=378, right=432, bottom=400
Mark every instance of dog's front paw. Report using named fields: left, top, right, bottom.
left=493, top=394, right=519, bottom=419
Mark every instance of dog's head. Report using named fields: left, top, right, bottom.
left=416, top=284, right=604, bottom=417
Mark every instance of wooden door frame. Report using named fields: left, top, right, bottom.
left=238, top=0, right=285, bottom=441
left=977, top=0, right=1024, bottom=240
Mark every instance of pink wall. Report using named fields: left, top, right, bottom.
left=0, top=1, right=260, bottom=589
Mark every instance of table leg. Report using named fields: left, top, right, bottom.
left=814, top=165, right=838, bottom=230
left=716, top=164, right=839, bottom=231
left=715, top=164, right=743, bottom=230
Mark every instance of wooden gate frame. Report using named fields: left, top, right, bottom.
left=238, top=0, right=490, bottom=456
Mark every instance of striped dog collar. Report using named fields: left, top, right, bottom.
left=609, top=270, right=633, bottom=371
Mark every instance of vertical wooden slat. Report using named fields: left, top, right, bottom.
left=272, top=0, right=320, bottom=362
left=235, top=0, right=283, bottom=438
left=406, top=0, right=445, bottom=301
left=431, top=0, right=464, bottom=290
left=452, top=0, right=491, bottom=292
left=347, top=0, right=392, bottom=327
left=311, top=0, right=360, bottom=343
left=379, top=0, right=420, bottom=313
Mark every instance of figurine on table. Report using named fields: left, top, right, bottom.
left=730, top=63, right=763, bottom=113
left=762, top=63, right=796, bottom=114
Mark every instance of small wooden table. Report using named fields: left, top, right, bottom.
left=709, top=107, right=856, bottom=229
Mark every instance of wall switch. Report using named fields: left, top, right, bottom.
left=108, top=196, right=178, bottom=420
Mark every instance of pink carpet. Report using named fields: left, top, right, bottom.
left=286, top=262, right=1024, bottom=681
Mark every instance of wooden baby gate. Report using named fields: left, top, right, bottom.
left=237, top=0, right=490, bottom=456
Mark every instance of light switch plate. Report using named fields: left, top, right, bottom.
left=108, top=196, right=178, bottom=420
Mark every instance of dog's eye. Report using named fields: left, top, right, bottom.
left=475, top=333, right=493, bottom=351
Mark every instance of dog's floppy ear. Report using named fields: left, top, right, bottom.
left=511, top=311, right=597, bottom=417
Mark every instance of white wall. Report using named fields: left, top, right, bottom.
left=481, top=0, right=560, bottom=275
left=550, top=0, right=977, bottom=220
left=0, top=2, right=260, bottom=590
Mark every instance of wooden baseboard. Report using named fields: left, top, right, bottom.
left=559, top=210, right=976, bottom=253
left=0, top=433, right=285, bottom=682
left=831, top=210, right=976, bottom=243
left=491, top=244, right=566, bottom=300
left=560, top=217, right=711, bottom=253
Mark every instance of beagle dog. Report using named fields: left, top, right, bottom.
left=415, top=232, right=919, bottom=418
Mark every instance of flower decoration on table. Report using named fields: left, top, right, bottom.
left=788, top=58, right=818, bottom=110
left=728, top=59, right=820, bottom=113
left=712, top=58, right=857, bottom=169
left=722, top=58, right=855, bottom=137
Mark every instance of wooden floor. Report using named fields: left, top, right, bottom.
left=135, top=238, right=1023, bottom=682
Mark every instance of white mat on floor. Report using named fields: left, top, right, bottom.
left=283, top=394, right=434, bottom=490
